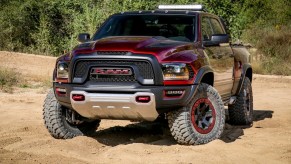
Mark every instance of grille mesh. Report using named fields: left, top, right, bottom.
left=90, top=74, right=136, bottom=82
left=74, top=60, right=154, bottom=82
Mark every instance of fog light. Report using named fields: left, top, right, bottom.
left=72, top=94, right=85, bottom=101
left=136, top=96, right=151, bottom=103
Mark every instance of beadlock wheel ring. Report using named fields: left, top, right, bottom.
left=191, top=98, right=216, bottom=134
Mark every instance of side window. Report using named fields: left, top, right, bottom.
left=209, top=18, right=224, bottom=34
left=201, top=17, right=212, bottom=41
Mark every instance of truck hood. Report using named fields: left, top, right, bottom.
left=72, top=36, right=198, bottom=62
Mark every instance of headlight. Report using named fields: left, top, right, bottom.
left=162, top=63, right=189, bottom=80
left=57, top=62, right=69, bottom=79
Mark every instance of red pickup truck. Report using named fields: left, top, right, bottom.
left=43, top=5, right=253, bottom=145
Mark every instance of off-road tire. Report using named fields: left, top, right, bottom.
left=167, top=83, right=225, bottom=145
left=228, top=77, right=253, bottom=125
left=43, top=89, right=100, bottom=139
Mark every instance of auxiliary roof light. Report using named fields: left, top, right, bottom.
left=158, top=5, right=204, bottom=10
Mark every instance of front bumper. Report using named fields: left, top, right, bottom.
left=70, top=91, right=158, bottom=121
left=54, top=82, right=198, bottom=121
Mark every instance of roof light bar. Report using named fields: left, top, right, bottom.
left=158, top=5, right=204, bottom=10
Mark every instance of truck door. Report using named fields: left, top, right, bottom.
left=201, top=16, right=234, bottom=101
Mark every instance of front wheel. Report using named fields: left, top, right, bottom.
left=167, top=83, right=225, bottom=145
left=43, top=89, right=100, bottom=139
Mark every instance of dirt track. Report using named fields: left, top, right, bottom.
left=0, top=51, right=291, bottom=163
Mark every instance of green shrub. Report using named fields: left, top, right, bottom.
left=0, top=68, right=19, bottom=93
left=0, top=0, right=291, bottom=76
left=244, top=25, right=291, bottom=75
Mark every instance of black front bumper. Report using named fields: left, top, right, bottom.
left=54, top=82, right=197, bottom=114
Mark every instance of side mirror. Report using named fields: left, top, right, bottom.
left=203, top=34, right=229, bottom=47
left=78, top=33, right=90, bottom=43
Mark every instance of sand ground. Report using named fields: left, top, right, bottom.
left=0, top=51, right=290, bottom=163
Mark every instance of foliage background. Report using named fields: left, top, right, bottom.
left=0, top=0, right=290, bottom=74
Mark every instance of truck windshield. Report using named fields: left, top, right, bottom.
left=93, top=15, right=196, bottom=42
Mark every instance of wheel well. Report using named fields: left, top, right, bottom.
left=200, top=72, right=214, bottom=86
left=245, top=68, right=252, bottom=82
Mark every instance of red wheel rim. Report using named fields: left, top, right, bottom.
left=191, top=98, right=216, bottom=134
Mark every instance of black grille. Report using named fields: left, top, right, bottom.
left=96, top=51, right=128, bottom=55
left=90, top=74, right=136, bottom=82
left=73, top=60, right=154, bottom=83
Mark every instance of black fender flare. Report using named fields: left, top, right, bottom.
left=193, top=65, right=214, bottom=86
left=183, top=65, right=214, bottom=106
left=235, top=63, right=252, bottom=95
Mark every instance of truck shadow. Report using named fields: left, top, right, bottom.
left=91, top=120, right=176, bottom=146
left=220, top=110, right=274, bottom=143
left=91, top=110, right=273, bottom=146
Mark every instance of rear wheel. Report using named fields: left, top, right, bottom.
left=228, top=77, right=253, bottom=125
left=43, top=89, right=100, bottom=139
left=167, top=83, right=225, bottom=145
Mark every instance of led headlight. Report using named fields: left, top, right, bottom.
left=57, top=62, right=69, bottom=79
left=162, top=63, right=189, bottom=80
